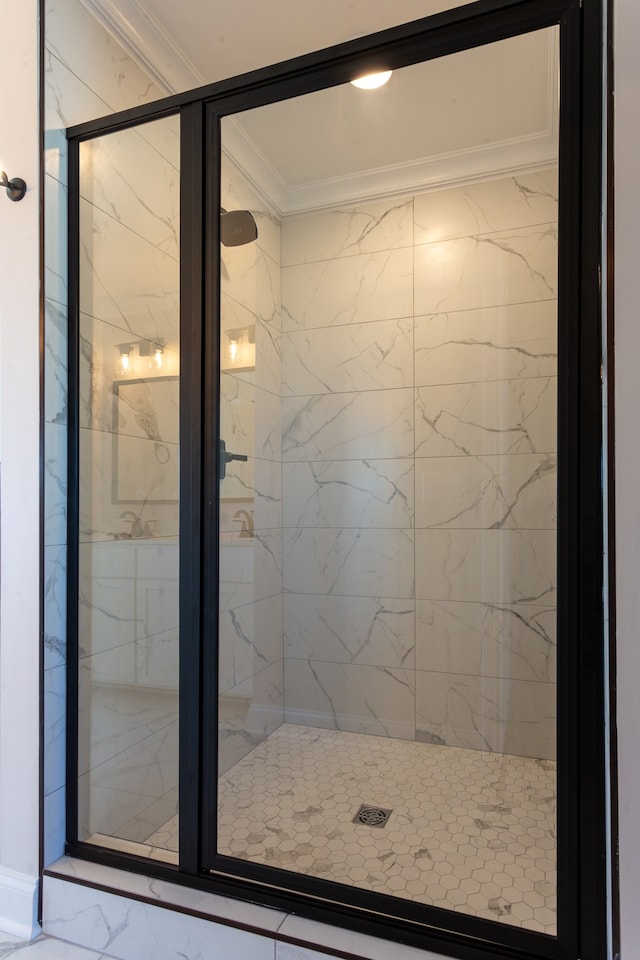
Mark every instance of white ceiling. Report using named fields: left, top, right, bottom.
left=127, top=0, right=477, bottom=88
left=82, top=0, right=559, bottom=212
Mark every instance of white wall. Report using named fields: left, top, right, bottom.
left=613, top=0, right=640, bottom=955
left=0, top=0, right=42, bottom=939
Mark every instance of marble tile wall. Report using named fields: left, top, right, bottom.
left=280, top=170, right=558, bottom=760
left=217, top=148, right=284, bottom=774
left=44, top=0, right=177, bottom=862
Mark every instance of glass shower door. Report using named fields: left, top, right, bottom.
left=75, top=114, right=181, bottom=862
left=214, top=25, right=559, bottom=937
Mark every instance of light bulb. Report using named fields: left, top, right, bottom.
left=229, top=338, right=239, bottom=362
left=350, top=70, right=392, bottom=90
left=119, top=346, right=132, bottom=376
left=153, top=346, right=164, bottom=370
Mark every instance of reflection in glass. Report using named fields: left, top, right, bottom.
left=77, top=115, right=180, bottom=863
left=217, top=27, right=558, bottom=935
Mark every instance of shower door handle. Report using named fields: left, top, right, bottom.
left=218, top=438, right=248, bottom=480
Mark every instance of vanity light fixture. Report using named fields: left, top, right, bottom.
left=350, top=70, right=392, bottom=90
left=117, top=339, right=167, bottom=375
left=0, top=170, right=27, bottom=201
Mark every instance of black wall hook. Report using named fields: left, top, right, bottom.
left=0, top=171, right=26, bottom=202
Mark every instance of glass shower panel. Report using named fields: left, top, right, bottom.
left=217, top=28, right=558, bottom=934
left=77, top=115, right=180, bottom=862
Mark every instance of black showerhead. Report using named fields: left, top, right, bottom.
left=220, top=207, right=258, bottom=247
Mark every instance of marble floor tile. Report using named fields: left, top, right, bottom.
left=144, top=724, right=556, bottom=936
left=0, top=935, right=106, bottom=960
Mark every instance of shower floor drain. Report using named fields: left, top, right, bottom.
left=353, top=804, right=392, bottom=828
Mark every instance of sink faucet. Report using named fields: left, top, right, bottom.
left=119, top=510, right=153, bottom=539
left=233, top=509, right=254, bottom=538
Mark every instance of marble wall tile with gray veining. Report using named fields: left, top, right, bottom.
left=80, top=119, right=180, bottom=260
left=79, top=200, right=179, bottom=343
left=88, top=720, right=178, bottom=801
left=45, top=126, right=67, bottom=189
left=81, top=791, right=172, bottom=847
left=78, top=775, right=169, bottom=843
left=284, top=528, right=414, bottom=599
left=46, top=0, right=163, bottom=116
left=282, top=247, right=412, bottom=332
left=44, top=786, right=66, bottom=867
left=276, top=944, right=342, bottom=960
left=414, top=224, right=558, bottom=316
left=284, top=660, right=415, bottom=740
left=221, top=151, right=281, bottom=266
left=79, top=680, right=177, bottom=776
left=115, top=377, right=178, bottom=444
left=416, top=599, right=556, bottom=682
left=45, top=173, right=68, bottom=306
left=219, top=594, right=283, bottom=693
left=283, top=459, right=414, bottom=529
left=45, top=50, right=106, bottom=177
left=45, top=544, right=67, bottom=670
left=45, top=665, right=66, bottom=796
left=219, top=530, right=282, bottom=612
left=221, top=240, right=281, bottom=331
left=415, top=528, right=556, bottom=605
left=116, top=792, right=178, bottom=847
left=45, top=421, right=68, bottom=547
left=415, top=671, right=556, bottom=760
left=415, top=377, right=557, bottom=458
left=220, top=458, right=281, bottom=533
left=78, top=573, right=139, bottom=659
left=479, top=603, right=556, bottom=683
left=283, top=388, right=414, bottom=462
left=414, top=169, right=558, bottom=245
left=219, top=660, right=284, bottom=774
left=45, top=298, right=68, bottom=425
left=415, top=453, right=556, bottom=529
left=220, top=373, right=282, bottom=463
left=282, top=317, right=412, bottom=396
left=414, top=301, right=557, bottom=387
left=221, top=294, right=281, bottom=397
left=46, top=40, right=179, bottom=173
left=284, top=595, right=414, bottom=668
left=114, top=430, right=178, bottom=507
left=282, top=197, right=413, bottom=266
left=218, top=541, right=254, bottom=612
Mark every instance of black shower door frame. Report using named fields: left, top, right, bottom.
left=65, top=1, right=612, bottom=959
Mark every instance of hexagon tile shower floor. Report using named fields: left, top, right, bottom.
left=145, top=725, right=557, bottom=934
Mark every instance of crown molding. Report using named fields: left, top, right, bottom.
left=79, top=3, right=559, bottom=213
left=224, top=122, right=558, bottom=216
left=77, top=0, right=205, bottom=95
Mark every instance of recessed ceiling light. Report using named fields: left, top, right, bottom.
left=350, top=70, right=392, bottom=90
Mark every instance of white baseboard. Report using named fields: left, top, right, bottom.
left=0, top=866, right=40, bottom=939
